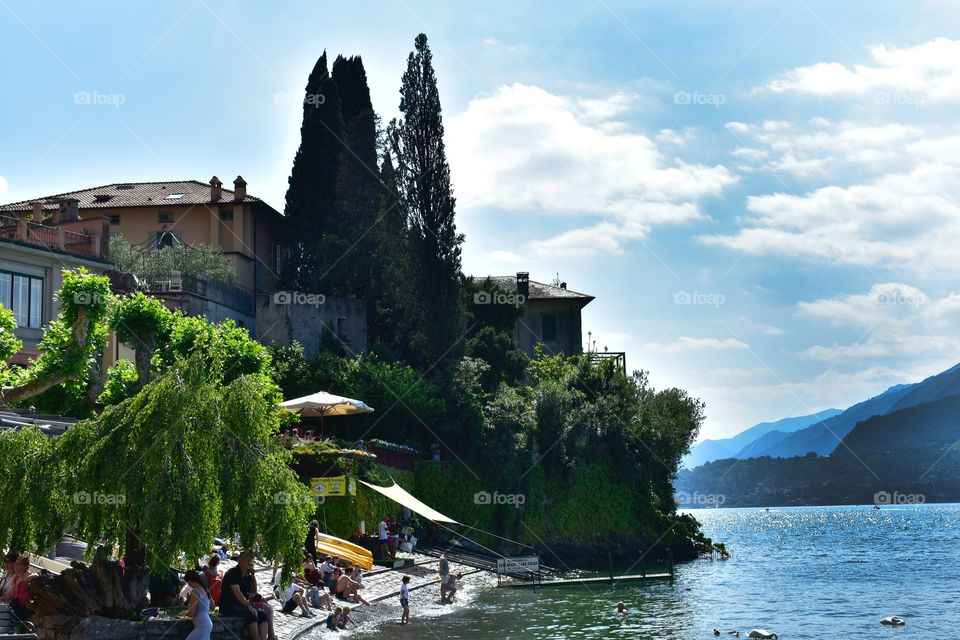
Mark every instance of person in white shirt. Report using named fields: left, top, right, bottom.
left=399, top=575, right=410, bottom=625
left=319, top=556, right=337, bottom=590
left=378, top=516, right=391, bottom=559
left=280, top=580, right=313, bottom=617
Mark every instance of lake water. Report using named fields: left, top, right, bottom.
left=321, top=504, right=960, bottom=639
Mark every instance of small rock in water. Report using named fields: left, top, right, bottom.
left=748, top=630, right=778, bottom=639
left=880, top=615, right=905, bottom=626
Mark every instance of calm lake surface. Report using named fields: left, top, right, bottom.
left=321, top=504, right=960, bottom=639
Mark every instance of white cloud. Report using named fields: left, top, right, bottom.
left=726, top=119, right=925, bottom=175
left=648, top=336, right=749, bottom=353
left=798, top=283, right=929, bottom=328
left=447, top=83, right=736, bottom=258
left=765, top=37, right=960, bottom=102
left=796, top=284, right=960, bottom=365
left=698, top=163, right=960, bottom=271
left=656, top=128, right=690, bottom=145
left=801, top=333, right=960, bottom=361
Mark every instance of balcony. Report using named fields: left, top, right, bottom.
left=148, top=272, right=254, bottom=317
left=0, top=214, right=104, bottom=260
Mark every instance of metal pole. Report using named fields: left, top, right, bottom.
left=608, top=552, right=614, bottom=583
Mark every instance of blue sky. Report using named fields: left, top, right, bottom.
left=3, top=0, right=960, bottom=440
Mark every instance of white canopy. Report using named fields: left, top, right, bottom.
left=359, top=479, right=459, bottom=524
left=279, top=391, right=374, bottom=417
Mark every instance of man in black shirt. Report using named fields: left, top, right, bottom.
left=219, top=552, right=269, bottom=640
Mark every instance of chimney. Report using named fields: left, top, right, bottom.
left=233, top=175, right=247, bottom=200
left=560, top=282, right=567, bottom=289
left=210, top=176, right=222, bottom=202
left=31, top=201, right=43, bottom=223
left=55, top=198, right=79, bottom=224
left=516, top=272, right=530, bottom=299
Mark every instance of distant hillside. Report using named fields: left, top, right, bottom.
left=677, top=392, right=960, bottom=507
left=751, top=384, right=913, bottom=458
left=838, top=392, right=960, bottom=459
left=747, top=364, right=960, bottom=459
left=682, top=409, right=842, bottom=468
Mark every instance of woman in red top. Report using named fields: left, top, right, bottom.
left=202, top=555, right=223, bottom=606
left=6, top=556, right=36, bottom=622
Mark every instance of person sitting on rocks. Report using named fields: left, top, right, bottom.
left=4, top=556, right=36, bottom=623
left=319, top=556, right=337, bottom=590
left=302, top=556, right=323, bottom=587
left=338, top=605, right=357, bottom=629
left=325, top=606, right=343, bottom=631
left=203, top=555, right=223, bottom=606
left=0, top=552, right=18, bottom=601
left=280, top=579, right=314, bottom=618
left=335, top=570, right=368, bottom=605
left=219, top=552, right=269, bottom=640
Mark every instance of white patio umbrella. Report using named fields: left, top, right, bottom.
left=279, top=391, right=374, bottom=439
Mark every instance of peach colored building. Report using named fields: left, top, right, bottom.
left=1, top=176, right=284, bottom=333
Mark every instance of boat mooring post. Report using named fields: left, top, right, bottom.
left=608, top=552, right=614, bottom=583
left=668, top=548, right=674, bottom=579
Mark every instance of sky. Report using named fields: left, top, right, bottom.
left=2, top=0, right=960, bottom=441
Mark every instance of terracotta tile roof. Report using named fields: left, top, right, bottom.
left=472, top=275, right=594, bottom=302
left=0, top=179, right=280, bottom=215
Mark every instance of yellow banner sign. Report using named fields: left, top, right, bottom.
left=310, top=476, right=356, bottom=497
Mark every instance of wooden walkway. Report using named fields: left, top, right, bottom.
left=500, top=572, right=672, bottom=588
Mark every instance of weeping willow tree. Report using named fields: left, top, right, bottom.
left=0, top=269, right=315, bottom=616
left=57, top=356, right=313, bottom=571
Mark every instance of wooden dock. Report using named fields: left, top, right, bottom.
left=500, top=572, right=672, bottom=588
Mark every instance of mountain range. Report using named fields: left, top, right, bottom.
left=684, top=362, right=960, bottom=469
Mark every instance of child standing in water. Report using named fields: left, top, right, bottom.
left=400, top=575, right=411, bottom=625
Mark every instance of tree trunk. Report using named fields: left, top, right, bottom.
left=30, top=547, right=150, bottom=618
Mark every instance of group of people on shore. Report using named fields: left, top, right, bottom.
left=184, top=547, right=368, bottom=640
left=1, top=515, right=464, bottom=638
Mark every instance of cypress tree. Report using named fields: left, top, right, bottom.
left=389, top=33, right=465, bottom=370
left=367, top=154, right=423, bottom=358
left=282, top=52, right=346, bottom=293
left=332, top=55, right=380, bottom=296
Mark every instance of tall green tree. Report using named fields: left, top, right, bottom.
left=332, top=54, right=381, bottom=297
left=390, top=33, right=466, bottom=371
left=282, top=52, right=346, bottom=294
left=367, top=154, right=420, bottom=357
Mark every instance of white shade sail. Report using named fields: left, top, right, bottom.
left=279, top=391, right=375, bottom=417
left=359, top=479, right=459, bottom=524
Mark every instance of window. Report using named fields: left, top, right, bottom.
left=158, top=211, right=173, bottom=223
left=272, top=243, right=281, bottom=273
left=164, top=192, right=185, bottom=200
left=218, top=208, right=233, bottom=221
left=541, top=314, right=558, bottom=342
left=105, top=214, right=120, bottom=224
left=337, top=317, right=349, bottom=341
left=0, top=271, right=43, bottom=328
left=115, top=184, right=134, bottom=190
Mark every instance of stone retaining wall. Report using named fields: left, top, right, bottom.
left=34, top=614, right=248, bottom=640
